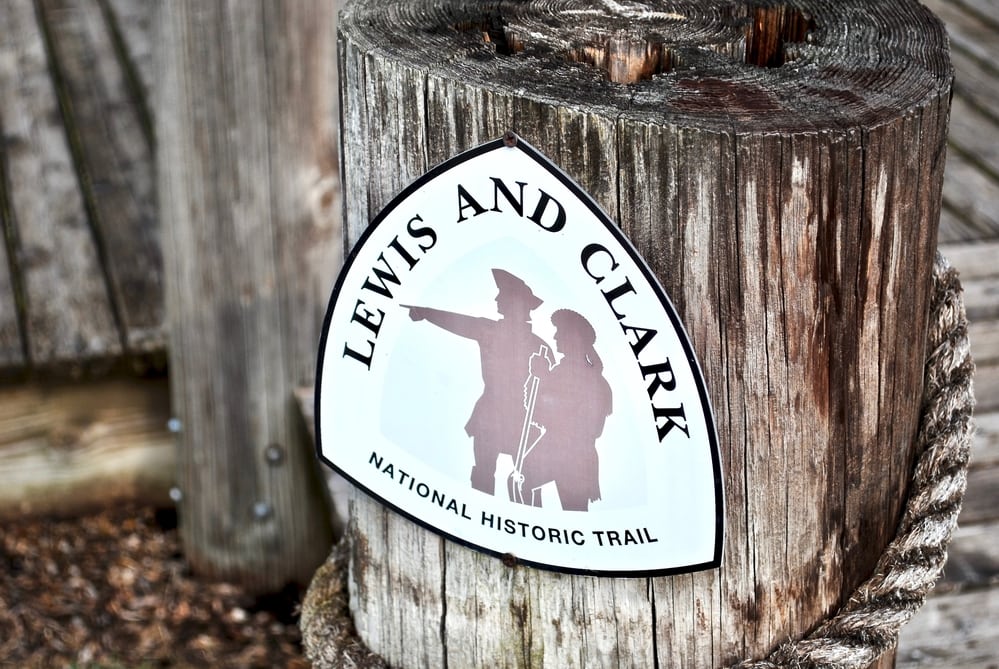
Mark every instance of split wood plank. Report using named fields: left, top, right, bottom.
left=0, top=0, right=120, bottom=369
left=0, top=19, right=25, bottom=371
left=0, top=377, right=174, bottom=519
left=37, top=0, right=163, bottom=355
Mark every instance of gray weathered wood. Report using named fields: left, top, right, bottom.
left=951, top=0, right=999, bottom=31
left=973, top=363, right=999, bottom=413
left=939, top=242, right=999, bottom=416
left=922, top=0, right=999, bottom=67
left=102, top=0, right=155, bottom=105
left=958, top=459, right=999, bottom=525
left=962, top=278, right=999, bottom=323
left=939, top=150, right=999, bottom=242
left=941, top=240, right=999, bottom=280
left=0, top=0, right=120, bottom=369
left=937, top=518, right=999, bottom=591
left=921, top=0, right=999, bottom=242
left=314, top=1, right=952, bottom=667
left=948, top=96, right=999, bottom=183
left=157, top=0, right=339, bottom=593
left=971, top=410, right=999, bottom=468
left=897, top=587, right=999, bottom=668
left=37, top=0, right=162, bottom=356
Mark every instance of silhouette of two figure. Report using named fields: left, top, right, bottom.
left=407, top=269, right=612, bottom=511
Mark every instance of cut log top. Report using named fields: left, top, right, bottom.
left=341, top=0, right=951, bottom=132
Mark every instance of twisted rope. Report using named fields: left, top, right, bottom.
left=301, top=253, right=976, bottom=669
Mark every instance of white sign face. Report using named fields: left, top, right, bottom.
left=316, top=136, right=722, bottom=576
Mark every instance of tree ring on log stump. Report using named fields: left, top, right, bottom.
left=347, top=0, right=949, bottom=131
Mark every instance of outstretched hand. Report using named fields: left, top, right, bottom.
left=529, top=350, right=551, bottom=377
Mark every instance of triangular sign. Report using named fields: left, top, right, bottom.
left=316, top=135, right=723, bottom=576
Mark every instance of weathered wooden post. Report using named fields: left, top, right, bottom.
left=305, top=0, right=953, bottom=665
left=157, top=1, right=341, bottom=592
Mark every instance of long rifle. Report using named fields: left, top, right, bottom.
left=510, top=345, right=548, bottom=505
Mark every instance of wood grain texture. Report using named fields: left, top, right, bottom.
left=101, top=0, right=155, bottom=109
left=0, top=377, right=173, bottom=518
left=324, top=0, right=954, bottom=667
left=37, top=0, right=162, bottom=355
left=157, top=0, right=339, bottom=593
left=0, top=0, right=120, bottom=369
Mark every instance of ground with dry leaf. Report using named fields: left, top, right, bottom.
left=0, top=505, right=310, bottom=668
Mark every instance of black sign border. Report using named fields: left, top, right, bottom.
left=315, top=135, right=724, bottom=578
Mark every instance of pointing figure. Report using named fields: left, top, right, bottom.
left=408, top=269, right=552, bottom=494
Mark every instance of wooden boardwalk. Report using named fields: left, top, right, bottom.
left=0, top=0, right=995, bottom=665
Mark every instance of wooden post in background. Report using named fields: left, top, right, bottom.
left=316, top=0, right=953, bottom=666
left=157, top=1, right=342, bottom=593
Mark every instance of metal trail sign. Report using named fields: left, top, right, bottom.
left=316, top=134, right=723, bottom=576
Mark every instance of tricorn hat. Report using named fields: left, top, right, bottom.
left=492, top=268, right=543, bottom=310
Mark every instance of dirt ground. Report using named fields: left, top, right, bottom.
left=0, top=504, right=310, bottom=668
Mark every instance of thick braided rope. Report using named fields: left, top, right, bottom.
left=301, top=253, right=976, bottom=669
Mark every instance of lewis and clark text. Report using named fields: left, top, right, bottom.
left=339, top=175, right=692, bottom=443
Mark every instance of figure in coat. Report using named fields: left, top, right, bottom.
left=407, top=269, right=552, bottom=494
